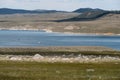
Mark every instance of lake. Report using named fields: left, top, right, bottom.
left=0, top=30, right=120, bottom=50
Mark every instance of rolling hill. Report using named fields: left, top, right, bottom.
left=0, top=8, right=119, bottom=34
left=56, top=8, right=120, bottom=22
left=73, top=8, right=104, bottom=13
left=0, top=8, right=64, bottom=14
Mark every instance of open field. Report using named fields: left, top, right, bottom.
left=0, top=61, right=120, bottom=80
left=0, top=13, right=120, bottom=34
left=0, top=47, right=120, bottom=79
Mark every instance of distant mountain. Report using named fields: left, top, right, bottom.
left=71, top=10, right=109, bottom=20
left=56, top=10, right=120, bottom=22
left=0, top=8, right=64, bottom=14
left=73, top=8, right=104, bottom=13
left=34, top=9, right=60, bottom=13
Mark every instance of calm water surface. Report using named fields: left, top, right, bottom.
left=0, top=30, right=120, bottom=50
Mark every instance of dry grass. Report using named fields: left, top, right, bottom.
left=0, top=46, right=118, bottom=56
left=0, top=13, right=120, bottom=34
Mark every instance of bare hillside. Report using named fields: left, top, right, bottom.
left=0, top=13, right=119, bottom=34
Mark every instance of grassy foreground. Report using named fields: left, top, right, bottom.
left=0, top=61, right=120, bottom=80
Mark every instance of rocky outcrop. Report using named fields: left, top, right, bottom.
left=32, top=54, right=44, bottom=60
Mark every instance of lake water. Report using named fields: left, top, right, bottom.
left=0, top=30, right=120, bottom=50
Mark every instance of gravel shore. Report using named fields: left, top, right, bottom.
left=0, top=54, right=120, bottom=63
left=0, top=46, right=119, bottom=63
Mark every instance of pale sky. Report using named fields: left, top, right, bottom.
left=0, top=0, right=120, bottom=11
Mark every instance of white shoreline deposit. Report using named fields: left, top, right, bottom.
left=0, top=54, right=120, bottom=63
left=0, top=28, right=120, bottom=36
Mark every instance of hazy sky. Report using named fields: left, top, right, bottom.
left=0, top=0, right=120, bottom=11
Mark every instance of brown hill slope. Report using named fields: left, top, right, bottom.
left=0, top=13, right=119, bottom=34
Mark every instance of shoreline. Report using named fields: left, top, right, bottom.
left=0, top=46, right=119, bottom=63
left=0, top=54, right=120, bottom=63
left=0, top=47, right=119, bottom=63
left=0, top=46, right=116, bottom=51
left=0, top=29, right=120, bottom=36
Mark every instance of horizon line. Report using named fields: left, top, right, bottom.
left=0, top=7, right=120, bottom=12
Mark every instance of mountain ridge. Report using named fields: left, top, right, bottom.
left=0, top=8, right=120, bottom=22
left=56, top=8, right=120, bottom=22
left=0, top=8, right=65, bottom=14
left=73, top=8, right=104, bottom=13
